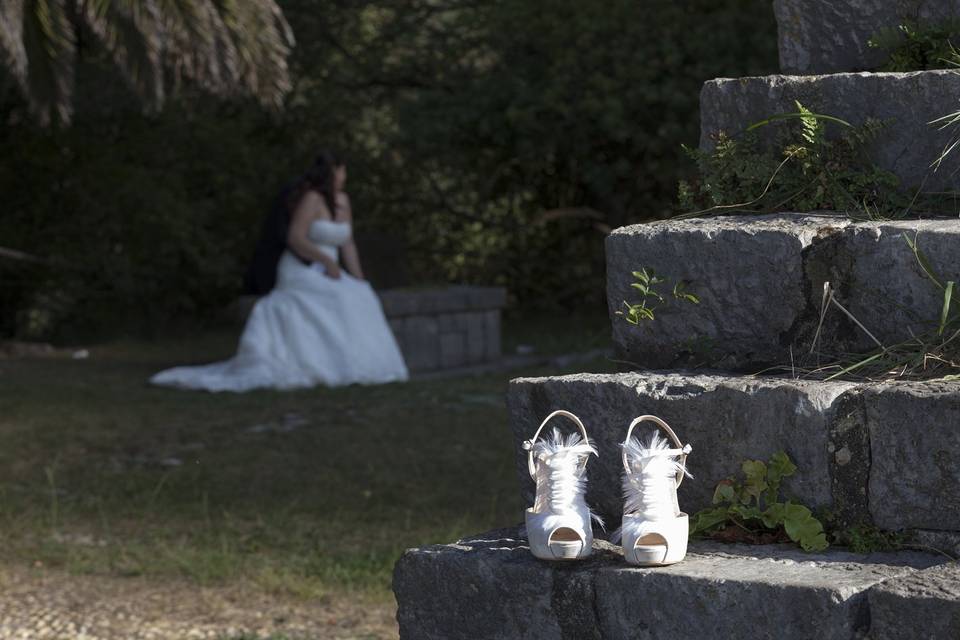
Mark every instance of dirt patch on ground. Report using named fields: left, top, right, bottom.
left=0, top=564, right=398, bottom=639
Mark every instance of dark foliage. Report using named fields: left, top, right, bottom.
left=0, top=0, right=777, bottom=340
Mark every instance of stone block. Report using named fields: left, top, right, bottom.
left=454, top=312, right=472, bottom=330
left=606, top=214, right=820, bottom=370
left=700, top=71, right=960, bottom=191
left=402, top=315, right=440, bottom=371
left=437, top=313, right=457, bottom=332
left=869, top=562, right=960, bottom=639
left=466, top=312, right=486, bottom=363
left=864, top=382, right=960, bottom=530
left=440, top=332, right=466, bottom=369
left=394, top=529, right=599, bottom=640
left=606, top=215, right=960, bottom=371
left=773, top=0, right=960, bottom=74
left=388, top=318, right=406, bottom=352
left=506, top=372, right=859, bottom=527
left=394, top=527, right=944, bottom=640
left=484, top=309, right=501, bottom=361
left=841, top=220, right=960, bottom=348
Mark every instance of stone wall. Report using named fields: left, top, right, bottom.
left=379, top=286, right=507, bottom=372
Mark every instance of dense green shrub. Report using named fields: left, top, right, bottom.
left=0, top=0, right=778, bottom=340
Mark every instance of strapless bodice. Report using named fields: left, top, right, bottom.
left=308, top=219, right=352, bottom=247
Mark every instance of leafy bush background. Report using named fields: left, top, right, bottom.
left=0, top=0, right=777, bottom=341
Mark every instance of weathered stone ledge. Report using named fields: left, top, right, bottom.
left=507, top=372, right=960, bottom=532
left=393, top=527, right=947, bottom=640
left=700, top=71, right=960, bottom=191
left=606, top=214, right=960, bottom=371
left=773, top=0, right=960, bottom=74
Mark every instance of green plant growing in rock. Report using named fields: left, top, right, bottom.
left=617, top=268, right=699, bottom=325
left=831, top=523, right=906, bottom=554
left=690, top=451, right=829, bottom=552
left=868, top=21, right=960, bottom=71
left=678, top=101, right=906, bottom=219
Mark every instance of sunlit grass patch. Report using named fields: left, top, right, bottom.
left=0, top=312, right=612, bottom=600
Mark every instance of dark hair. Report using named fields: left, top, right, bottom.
left=288, top=150, right=343, bottom=215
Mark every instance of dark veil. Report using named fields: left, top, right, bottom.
left=243, top=152, right=340, bottom=295
left=242, top=183, right=296, bottom=295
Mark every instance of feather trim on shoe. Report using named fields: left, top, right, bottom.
left=532, top=428, right=604, bottom=529
left=612, top=431, right=691, bottom=543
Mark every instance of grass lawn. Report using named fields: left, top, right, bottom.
left=0, top=312, right=613, bottom=606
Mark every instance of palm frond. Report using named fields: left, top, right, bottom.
left=0, top=0, right=295, bottom=125
left=0, top=1, right=28, bottom=87
left=20, top=0, right=75, bottom=125
left=82, top=0, right=165, bottom=111
left=155, top=0, right=293, bottom=108
left=215, top=0, right=294, bottom=109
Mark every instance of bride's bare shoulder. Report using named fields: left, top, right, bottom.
left=294, top=189, right=331, bottom=219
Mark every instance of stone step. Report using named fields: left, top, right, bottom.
left=774, top=0, right=960, bottom=74
left=605, top=214, right=960, bottom=371
left=393, top=527, right=949, bottom=640
left=870, top=561, right=960, bottom=639
left=699, top=70, right=960, bottom=191
left=506, top=371, right=960, bottom=533
left=773, top=0, right=960, bottom=73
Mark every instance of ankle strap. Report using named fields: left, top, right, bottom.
left=622, top=415, right=691, bottom=488
left=522, top=410, right=590, bottom=479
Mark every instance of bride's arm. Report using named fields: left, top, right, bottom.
left=338, top=193, right=365, bottom=280
left=287, top=191, right=341, bottom=278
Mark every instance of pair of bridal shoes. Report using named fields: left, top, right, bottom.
left=522, top=410, right=692, bottom=566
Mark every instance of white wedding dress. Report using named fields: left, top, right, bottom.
left=150, top=219, right=409, bottom=392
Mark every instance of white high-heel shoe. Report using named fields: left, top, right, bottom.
left=619, top=415, right=692, bottom=566
left=522, top=410, right=598, bottom=561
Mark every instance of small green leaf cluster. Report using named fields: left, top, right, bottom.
left=678, top=101, right=905, bottom=219
left=690, top=451, right=829, bottom=552
left=868, top=20, right=960, bottom=71
left=616, top=268, right=699, bottom=325
left=832, top=523, right=905, bottom=554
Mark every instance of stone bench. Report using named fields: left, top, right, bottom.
left=379, top=286, right=507, bottom=373
left=232, top=285, right=507, bottom=374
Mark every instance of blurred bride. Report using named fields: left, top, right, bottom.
left=150, top=151, right=409, bottom=392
